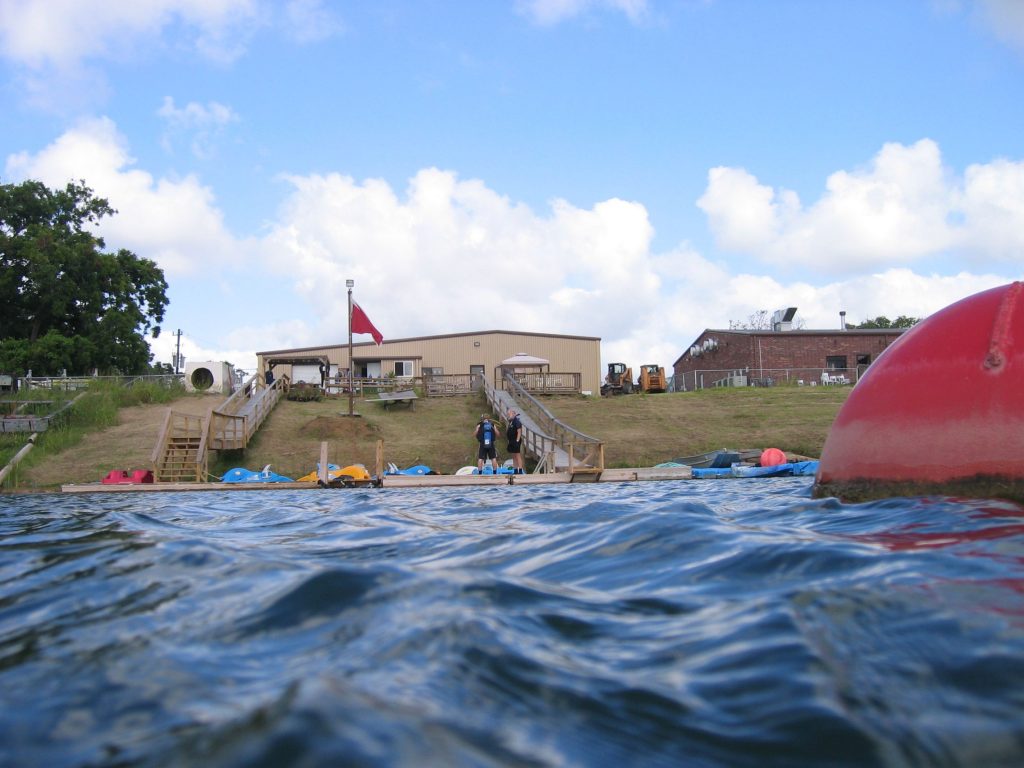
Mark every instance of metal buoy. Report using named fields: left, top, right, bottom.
left=813, top=282, right=1024, bottom=503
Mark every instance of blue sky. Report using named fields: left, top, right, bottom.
left=2, top=0, right=1023, bottom=375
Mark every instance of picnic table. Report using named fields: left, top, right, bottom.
left=365, top=389, right=417, bottom=410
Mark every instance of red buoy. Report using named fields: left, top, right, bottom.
left=760, top=448, right=786, bottom=467
left=813, top=282, right=1024, bottom=503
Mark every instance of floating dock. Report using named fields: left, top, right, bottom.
left=60, top=466, right=693, bottom=493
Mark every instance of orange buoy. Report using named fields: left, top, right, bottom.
left=813, top=282, right=1024, bottom=503
left=760, top=448, right=787, bottom=467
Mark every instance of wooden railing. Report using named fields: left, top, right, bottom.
left=501, top=371, right=581, bottom=394
left=208, top=375, right=288, bottom=451
left=150, top=409, right=207, bottom=482
left=497, top=376, right=603, bottom=472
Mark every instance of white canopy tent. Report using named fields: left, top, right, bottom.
left=495, top=352, right=550, bottom=386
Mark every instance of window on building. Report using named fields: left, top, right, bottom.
left=394, top=360, right=414, bottom=378
left=856, top=354, right=871, bottom=366
left=825, top=355, right=848, bottom=370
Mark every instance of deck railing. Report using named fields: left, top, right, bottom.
left=501, top=371, right=581, bottom=395
left=208, top=375, right=288, bottom=451
left=498, top=376, right=603, bottom=472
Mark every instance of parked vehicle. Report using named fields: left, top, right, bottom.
left=638, top=364, right=667, bottom=393
left=601, top=363, right=634, bottom=395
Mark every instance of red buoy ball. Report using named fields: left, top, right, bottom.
left=814, top=281, right=1024, bottom=503
left=760, top=448, right=787, bottom=467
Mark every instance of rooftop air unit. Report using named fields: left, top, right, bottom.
left=772, top=307, right=798, bottom=332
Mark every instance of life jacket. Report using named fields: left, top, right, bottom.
left=480, top=419, right=494, bottom=446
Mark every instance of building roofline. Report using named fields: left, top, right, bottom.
left=256, top=329, right=601, bottom=357
left=701, top=328, right=909, bottom=336
left=672, top=327, right=909, bottom=367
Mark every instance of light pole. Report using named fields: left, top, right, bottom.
left=346, top=279, right=355, bottom=416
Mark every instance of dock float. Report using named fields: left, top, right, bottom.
left=60, top=466, right=693, bottom=493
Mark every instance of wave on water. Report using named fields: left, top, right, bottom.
left=2, top=479, right=1024, bottom=766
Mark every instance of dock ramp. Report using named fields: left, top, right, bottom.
left=151, top=375, right=288, bottom=482
left=484, top=376, right=603, bottom=478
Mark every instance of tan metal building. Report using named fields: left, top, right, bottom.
left=256, top=330, right=603, bottom=395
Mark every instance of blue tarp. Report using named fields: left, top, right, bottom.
left=692, top=461, right=820, bottom=479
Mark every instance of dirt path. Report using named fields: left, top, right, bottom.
left=20, top=394, right=224, bottom=488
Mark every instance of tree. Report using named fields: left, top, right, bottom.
left=852, top=315, right=919, bottom=329
left=0, top=180, right=168, bottom=375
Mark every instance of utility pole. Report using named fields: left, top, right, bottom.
left=346, top=279, right=354, bottom=416
left=173, top=329, right=182, bottom=374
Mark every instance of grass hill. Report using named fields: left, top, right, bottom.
left=4, top=386, right=851, bottom=490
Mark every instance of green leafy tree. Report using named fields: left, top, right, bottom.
left=852, top=315, right=919, bottom=329
left=0, top=180, right=168, bottom=374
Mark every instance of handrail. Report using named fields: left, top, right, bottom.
left=503, top=375, right=601, bottom=448
left=484, top=375, right=602, bottom=472
left=196, top=405, right=214, bottom=480
left=209, top=374, right=287, bottom=450
left=217, top=373, right=258, bottom=416
left=151, top=408, right=174, bottom=465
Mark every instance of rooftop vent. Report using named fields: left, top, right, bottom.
left=772, top=307, right=797, bottom=332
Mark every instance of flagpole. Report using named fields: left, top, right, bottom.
left=346, top=278, right=354, bottom=417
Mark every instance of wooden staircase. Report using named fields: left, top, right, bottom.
left=151, top=411, right=208, bottom=482
left=150, top=376, right=288, bottom=483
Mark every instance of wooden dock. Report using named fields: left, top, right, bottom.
left=61, top=466, right=692, bottom=494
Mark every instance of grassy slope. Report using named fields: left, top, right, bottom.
left=221, top=386, right=850, bottom=478
left=4, top=386, right=851, bottom=489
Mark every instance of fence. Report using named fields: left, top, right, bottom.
left=323, top=372, right=582, bottom=398
left=501, top=371, right=581, bottom=395
left=677, top=366, right=864, bottom=391
left=14, top=374, right=185, bottom=391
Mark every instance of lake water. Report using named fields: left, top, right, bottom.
left=2, top=479, right=1023, bottom=767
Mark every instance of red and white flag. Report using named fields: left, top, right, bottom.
left=351, top=301, right=383, bottom=345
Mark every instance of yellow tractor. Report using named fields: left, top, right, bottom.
left=601, top=362, right=634, bottom=395
left=638, top=364, right=667, bottom=393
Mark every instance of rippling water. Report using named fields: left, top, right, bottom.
left=2, top=480, right=1024, bottom=767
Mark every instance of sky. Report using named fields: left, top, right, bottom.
left=2, top=0, right=1023, bottom=377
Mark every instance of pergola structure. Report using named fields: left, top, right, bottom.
left=495, top=352, right=550, bottom=386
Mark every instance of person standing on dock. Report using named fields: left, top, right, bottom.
left=506, top=407, right=524, bottom=474
left=474, top=414, right=500, bottom=475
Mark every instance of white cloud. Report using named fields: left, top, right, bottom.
left=961, top=157, right=1024, bottom=258
left=976, top=0, right=1024, bottom=52
left=158, top=96, right=239, bottom=158
left=4, top=119, right=1020, bottom=376
left=0, top=0, right=261, bottom=69
left=260, top=168, right=662, bottom=350
left=697, top=139, right=1024, bottom=273
left=4, top=117, right=240, bottom=276
left=284, top=0, right=343, bottom=43
left=517, top=0, right=650, bottom=26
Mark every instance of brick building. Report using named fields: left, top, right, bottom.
left=672, top=326, right=906, bottom=391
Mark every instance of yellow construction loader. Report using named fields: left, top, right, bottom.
left=638, top=364, right=667, bottom=393
left=601, top=362, right=634, bottom=395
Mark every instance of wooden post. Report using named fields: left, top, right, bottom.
left=319, top=441, right=329, bottom=484
left=0, top=433, right=37, bottom=486
left=375, top=439, right=384, bottom=479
